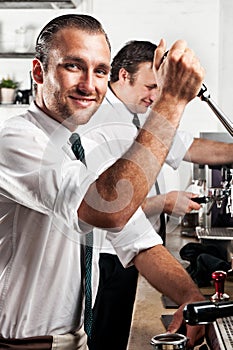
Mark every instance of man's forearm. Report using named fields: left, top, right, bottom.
left=142, top=191, right=201, bottom=218
left=184, top=138, right=233, bottom=165
left=142, top=194, right=166, bottom=217
left=134, top=244, right=205, bottom=306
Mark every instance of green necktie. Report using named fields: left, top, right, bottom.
left=69, top=133, right=93, bottom=339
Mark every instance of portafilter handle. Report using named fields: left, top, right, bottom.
left=198, top=84, right=233, bottom=137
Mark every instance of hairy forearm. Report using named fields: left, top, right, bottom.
left=142, top=191, right=201, bottom=218
left=184, top=138, right=233, bottom=165
left=134, top=245, right=205, bottom=306
left=142, top=194, right=166, bottom=216
left=79, top=106, right=180, bottom=229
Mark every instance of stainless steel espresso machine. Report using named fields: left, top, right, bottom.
left=194, top=132, right=233, bottom=230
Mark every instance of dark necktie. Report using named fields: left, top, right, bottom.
left=132, top=113, right=140, bottom=130
left=69, top=133, right=93, bottom=339
left=132, top=115, right=166, bottom=245
left=154, top=181, right=166, bottom=246
left=69, top=133, right=86, bottom=166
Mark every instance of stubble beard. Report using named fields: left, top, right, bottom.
left=57, top=99, right=101, bottom=129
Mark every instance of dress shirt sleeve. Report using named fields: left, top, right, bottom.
left=0, top=117, right=98, bottom=233
left=105, top=206, right=163, bottom=268
left=165, top=130, right=194, bottom=169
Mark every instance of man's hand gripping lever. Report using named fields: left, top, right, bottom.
left=153, top=39, right=205, bottom=113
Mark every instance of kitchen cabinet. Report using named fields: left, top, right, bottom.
left=0, top=52, right=34, bottom=59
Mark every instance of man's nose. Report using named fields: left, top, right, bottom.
left=150, top=89, right=159, bottom=102
left=78, top=71, right=95, bottom=93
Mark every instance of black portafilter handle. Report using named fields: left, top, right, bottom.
left=183, top=300, right=233, bottom=325
left=198, top=83, right=233, bottom=137
left=191, top=196, right=209, bottom=204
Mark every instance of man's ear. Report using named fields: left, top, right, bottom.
left=118, top=67, right=129, bottom=83
left=32, top=58, right=44, bottom=84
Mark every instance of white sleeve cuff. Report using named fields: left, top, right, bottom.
left=106, top=207, right=162, bottom=268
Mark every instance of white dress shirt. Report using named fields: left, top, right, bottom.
left=0, top=102, right=162, bottom=338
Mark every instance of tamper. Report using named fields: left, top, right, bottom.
left=211, top=270, right=229, bottom=301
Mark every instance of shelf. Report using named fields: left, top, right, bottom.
left=0, top=104, right=29, bottom=107
left=0, top=52, right=34, bottom=58
left=0, top=0, right=79, bottom=9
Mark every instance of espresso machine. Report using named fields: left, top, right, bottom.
left=193, top=135, right=233, bottom=230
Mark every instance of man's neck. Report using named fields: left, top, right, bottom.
left=108, top=81, right=119, bottom=99
left=109, top=81, right=134, bottom=115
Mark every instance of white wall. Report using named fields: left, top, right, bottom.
left=219, top=0, right=233, bottom=118
left=93, top=0, right=220, bottom=132
left=0, top=0, right=232, bottom=191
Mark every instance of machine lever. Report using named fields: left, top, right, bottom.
left=198, top=83, right=233, bottom=137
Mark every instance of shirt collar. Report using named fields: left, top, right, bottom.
left=105, top=85, right=147, bottom=125
left=105, top=86, right=134, bottom=119
left=28, top=101, right=72, bottom=150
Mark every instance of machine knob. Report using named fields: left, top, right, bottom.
left=211, top=270, right=229, bottom=301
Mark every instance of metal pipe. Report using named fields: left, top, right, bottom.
left=198, top=84, right=233, bottom=137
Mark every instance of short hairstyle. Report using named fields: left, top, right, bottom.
left=110, top=40, right=157, bottom=83
left=35, top=14, right=111, bottom=72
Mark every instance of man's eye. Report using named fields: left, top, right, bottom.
left=96, top=69, right=108, bottom=76
left=147, top=85, right=158, bottom=91
left=65, top=63, right=80, bottom=70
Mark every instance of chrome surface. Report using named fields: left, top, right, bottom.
left=150, top=333, right=187, bottom=349
left=199, top=84, right=233, bottom=137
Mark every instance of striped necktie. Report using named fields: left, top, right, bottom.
left=69, top=133, right=86, bottom=166
left=131, top=116, right=166, bottom=245
left=69, top=133, right=93, bottom=339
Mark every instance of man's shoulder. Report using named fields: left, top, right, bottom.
left=0, top=110, right=33, bottom=129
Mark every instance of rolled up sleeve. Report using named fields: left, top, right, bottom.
left=105, top=207, right=162, bottom=267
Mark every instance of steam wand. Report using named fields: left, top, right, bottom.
left=198, top=84, right=233, bottom=137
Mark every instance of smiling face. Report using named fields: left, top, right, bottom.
left=111, top=61, right=159, bottom=114
left=33, top=27, right=111, bottom=130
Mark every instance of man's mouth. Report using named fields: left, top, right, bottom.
left=143, top=100, right=152, bottom=107
left=69, top=95, right=96, bottom=108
